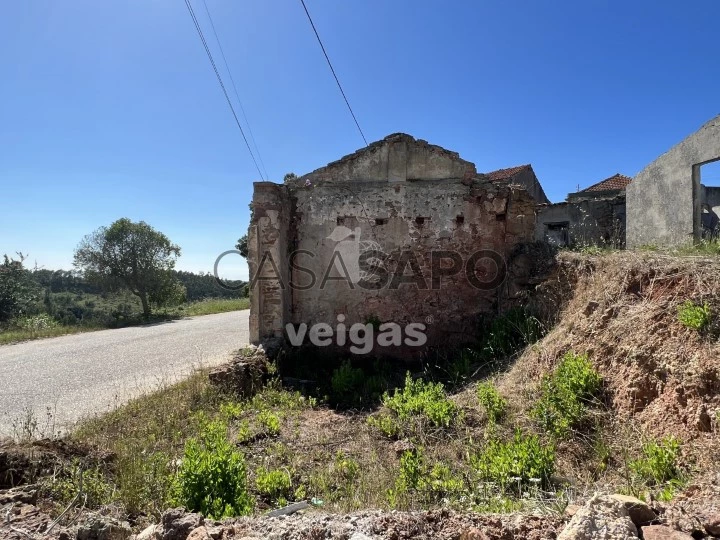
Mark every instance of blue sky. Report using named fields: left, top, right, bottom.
left=2, top=0, right=719, bottom=280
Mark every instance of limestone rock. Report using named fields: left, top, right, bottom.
left=558, top=494, right=638, bottom=540
left=640, top=525, right=693, bottom=539
left=185, top=527, right=211, bottom=540
left=135, top=524, right=160, bottom=540
left=348, top=533, right=375, bottom=540
left=703, top=511, right=720, bottom=536
left=76, top=516, right=132, bottom=540
left=208, top=348, right=269, bottom=397
left=609, top=494, right=657, bottom=526
left=160, top=508, right=204, bottom=540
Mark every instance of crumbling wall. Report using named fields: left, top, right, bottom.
left=249, top=134, right=540, bottom=357
left=286, top=179, right=535, bottom=354
left=536, top=193, right=626, bottom=248
left=627, top=115, right=720, bottom=248
left=248, top=183, right=292, bottom=343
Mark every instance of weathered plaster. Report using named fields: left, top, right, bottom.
left=627, top=115, right=720, bottom=248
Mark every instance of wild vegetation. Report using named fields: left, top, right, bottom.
left=0, top=250, right=248, bottom=345
left=5, top=249, right=720, bottom=538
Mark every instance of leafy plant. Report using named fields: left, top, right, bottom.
left=471, top=431, right=555, bottom=490
left=630, top=436, right=682, bottom=486
left=367, top=413, right=399, bottom=438
left=174, top=420, right=254, bottom=519
left=382, top=373, right=459, bottom=428
left=388, top=448, right=464, bottom=507
left=477, top=381, right=507, bottom=423
left=257, top=411, right=281, bottom=437
left=532, top=351, right=602, bottom=438
left=45, top=463, right=114, bottom=509
left=677, top=301, right=711, bottom=330
left=255, top=467, right=292, bottom=505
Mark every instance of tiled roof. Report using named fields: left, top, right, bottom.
left=581, top=173, right=633, bottom=192
left=486, top=164, right=532, bottom=181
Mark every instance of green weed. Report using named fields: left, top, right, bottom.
left=677, top=301, right=711, bottom=330
left=174, top=420, right=254, bottom=519
left=383, top=373, right=459, bottom=428
left=532, top=351, right=602, bottom=438
left=471, top=431, right=555, bottom=491
left=477, top=381, right=507, bottom=424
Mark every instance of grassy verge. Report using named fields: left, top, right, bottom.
left=28, top=344, right=689, bottom=526
left=179, top=297, right=249, bottom=316
left=0, top=297, right=250, bottom=345
left=0, top=324, right=103, bottom=345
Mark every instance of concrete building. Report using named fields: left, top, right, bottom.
left=627, top=114, right=720, bottom=248
left=247, top=134, right=544, bottom=356
left=536, top=174, right=632, bottom=248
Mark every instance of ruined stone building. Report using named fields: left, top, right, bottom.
left=536, top=173, right=632, bottom=248
left=248, top=134, right=544, bottom=356
left=627, top=114, right=720, bottom=247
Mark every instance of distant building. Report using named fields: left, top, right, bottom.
left=485, top=164, right=550, bottom=205
left=535, top=173, right=632, bottom=248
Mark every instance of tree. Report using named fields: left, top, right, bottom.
left=74, top=219, right=184, bottom=318
left=0, top=253, right=38, bottom=322
left=235, top=235, right=248, bottom=259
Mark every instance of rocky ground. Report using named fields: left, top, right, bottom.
left=2, top=481, right=720, bottom=540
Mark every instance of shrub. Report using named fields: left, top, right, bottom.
left=367, top=413, right=400, bottom=438
left=532, top=351, right=602, bottom=438
left=383, top=373, right=458, bottom=428
left=630, top=437, right=682, bottom=486
left=477, top=381, right=507, bottom=423
left=174, top=420, right=254, bottom=519
left=257, top=411, right=281, bottom=436
left=677, top=301, right=711, bottom=330
left=388, top=448, right=464, bottom=507
left=471, top=431, right=555, bottom=490
left=45, top=463, right=114, bottom=509
left=255, top=467, right=292, bottom=505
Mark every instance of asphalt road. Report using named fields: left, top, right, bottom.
left=0, top=310, right=250, bottom=437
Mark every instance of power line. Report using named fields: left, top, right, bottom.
left=298, top=0, right=368, bottom=146
left=200, top=0, right=269, bottom=181
left=183, top=0, right=265, bottom=180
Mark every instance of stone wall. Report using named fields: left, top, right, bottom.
left=536, top=192, right=626, bottom=248
left=627, top=115, right=720, bottom=248
left=249, top=134, right=541, bottom=357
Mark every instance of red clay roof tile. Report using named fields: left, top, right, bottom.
left=581, top=173, right=633, bottom=192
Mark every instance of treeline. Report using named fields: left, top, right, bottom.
left=29, top=269, right=247, bottom=301
left=1, top=256, right=248, bottom=329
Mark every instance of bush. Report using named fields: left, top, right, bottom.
left=388, top=448, right=464, bottom=507
left=174, top=420, right=254, bottom=519
left=257, top=411, right=281, bottom=437
left=255, top=467, right=292, bottom=505
left=630, top=437, right=682, bottom=486
left=677, top=301, right=711, bottom=330
left=382, top=373, right=458, bottom=428
left=367, top=413, right=400, bottom=438
left=471, top=431, right=555, bottom=490
left=477, top=381, right=507, bottom=423
left=532, top=351, right=602, bottom=438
